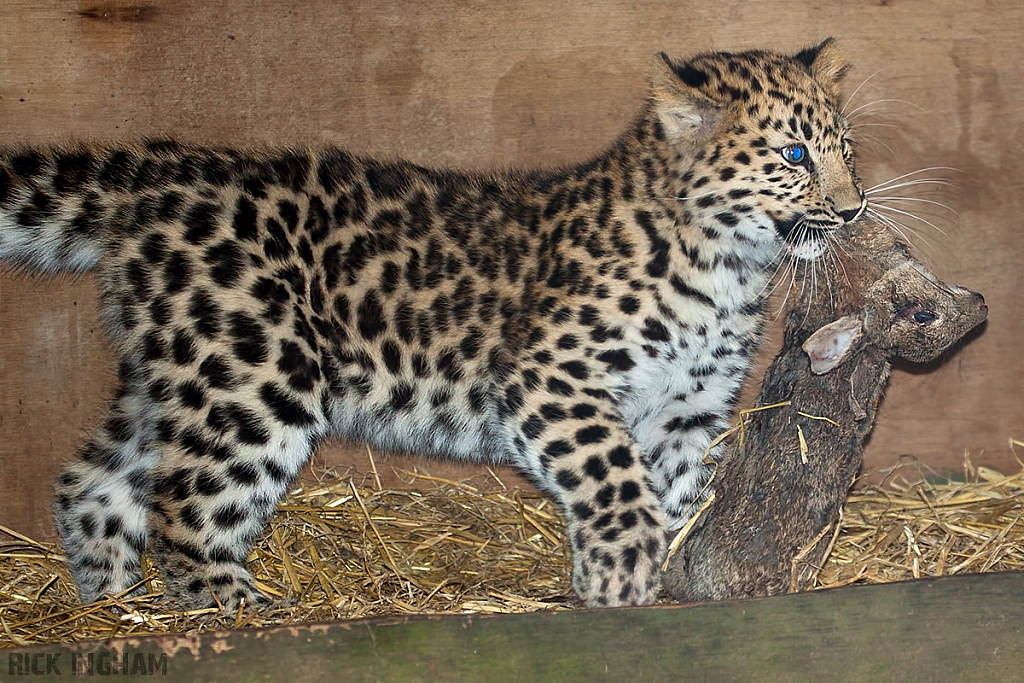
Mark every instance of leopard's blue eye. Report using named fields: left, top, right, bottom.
left=781, top=144, right=808, bottom=165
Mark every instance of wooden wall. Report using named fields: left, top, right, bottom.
left=1, top=1, right=1022, bottom=539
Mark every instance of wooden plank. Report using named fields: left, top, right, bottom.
left=2, top=0, right=1024, bottom=538
left=4, top=572, right=1024, bottom=681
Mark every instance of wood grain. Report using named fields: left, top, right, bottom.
left=1, top=1, right=1021, bottom=537
left=4, top=572, right=1024, bottom=681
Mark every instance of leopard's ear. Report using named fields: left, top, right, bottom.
left=794, top=38, right=850, bottom=99
left=649, top=52, right=724, bottom=145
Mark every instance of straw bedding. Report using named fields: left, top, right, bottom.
left=2, top=448, right=1023, bottom=647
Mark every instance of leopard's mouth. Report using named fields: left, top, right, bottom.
left=772, top=214, right=803, bottom=242
left=773, top=214, right=834, bottom=260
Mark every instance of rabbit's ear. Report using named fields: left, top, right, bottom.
left=802, top=315, right=865, bottom=374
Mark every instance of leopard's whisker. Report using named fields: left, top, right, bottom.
left=766, top=265, right=795, bottom=305
left=758, top=243, right=796, bottom=302
left=780, top=257, right=799, bottom=319
left=825, top=228, right=852, bottom=261
left=845, top=97, right=927, bottom=118
left=826, top=250, right=842, bottom=311
left=850, top=133, right=900, bottom=159
left=767, top=241, right=789, bottom=268
left=841, top=68, right=886, bottom=114
left=815, top=252, right=829, bottom=316
left=865, top=179, right=957, bottom=194
left=829, top=236, right=851, bottom=298
left=867, top=207, right=937, bottom=252
left=866, top=206, right=911, bottom=236
left=818, top=252, right=832, bottom=312
left=870, top=196, right=961, bottom=220
left=800, top=244, right=818, bottom=326
left=794, top=226, right=812, bottom=300
left=870, top=203, right=950, bottom=238
left=804, top=250, right=818, bottom=324
left=866, top=206, right=913, bottom=242
left=864, top=167, right=961, bottom=193
left=846, top=107, right=892, bottom=121
left=846, top=114, right=896, bottom=131
left=772, top=252, right=799, bottom=320
left=762, top=270, right=793, bottom=306
left=825, top=235, right=852, bottom=291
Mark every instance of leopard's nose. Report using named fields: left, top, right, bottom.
left=837, top=207, right=860, bottom=222
left=836, top=195, right=866, bottom=223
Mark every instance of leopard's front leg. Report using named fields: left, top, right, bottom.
left=637, top=397, right=735, bottom=530
left=511, top=381, right=667, bottom=607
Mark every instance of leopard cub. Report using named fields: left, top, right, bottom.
left=0, top=40, right=864, bottom=609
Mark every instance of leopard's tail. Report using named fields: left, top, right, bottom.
left=0, top=146, right=112, bottom=274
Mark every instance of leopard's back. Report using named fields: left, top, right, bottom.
left=90, top=146, right=543, bottom=464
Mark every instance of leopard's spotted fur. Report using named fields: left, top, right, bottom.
left=0, top=41, right=865, bottom=608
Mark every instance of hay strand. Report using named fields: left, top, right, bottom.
left=2, top=456, right=1024, bottom=647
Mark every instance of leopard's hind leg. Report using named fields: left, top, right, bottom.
left=145, top=356, right=327, bottom=612
left=53, top=364, right=161, bottom=604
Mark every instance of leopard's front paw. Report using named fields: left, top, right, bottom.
left=570, top=509, right=667, bottom=607
left=163, top=562, right=272, bottom=613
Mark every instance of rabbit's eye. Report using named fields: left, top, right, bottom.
left=912, top=311, right=937, bottom=324
left=898, top=303, right=938, bottom=325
